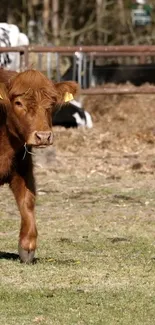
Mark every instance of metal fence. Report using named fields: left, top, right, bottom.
left=1, top=45, right=155, bottom=95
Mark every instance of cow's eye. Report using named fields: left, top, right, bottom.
left=15, top=101, right=22, bottom=107
left=46, top=106, right=52, bottom=111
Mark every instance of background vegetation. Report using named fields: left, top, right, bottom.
left=0, top=0, right=155, bottom=45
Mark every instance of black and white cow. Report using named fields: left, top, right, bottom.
left=90, top=63, right=155, bottom=87
left=0, top=23, right=29, bottom=71
left=62, top=52, right=155, bottom=88
left=53, top=100, right=93, bottom=128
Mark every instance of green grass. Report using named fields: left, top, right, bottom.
left=1, top=173, right=155, bottom=324
left=1, top=286, right=155, bottom=325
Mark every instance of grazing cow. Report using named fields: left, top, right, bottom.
left=0, top=23, right=29, bottom=71
left=53, top=99, right=93, bottom=128
left=0, top=69, right=78, bottom=263
left=62, top=52, right=155, bottom=88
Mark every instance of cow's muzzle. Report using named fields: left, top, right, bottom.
left=34, top=131, right=53, bottom=146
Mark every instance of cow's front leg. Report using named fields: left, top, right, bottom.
left=10, top=171, right=37, bottom=263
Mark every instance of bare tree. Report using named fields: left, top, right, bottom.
left=117, top=0, right=126, bottom=27
left=96, top=0, right=104, bottom=44
left=51, top=0, right=59, bottom=45
left=0, top=0, right=154, bottom=47
left=43, top=0, right=50, bottom=42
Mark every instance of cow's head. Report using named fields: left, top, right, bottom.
left=1, top=69, right=78, bottom=148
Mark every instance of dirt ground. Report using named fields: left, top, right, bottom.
left=34, top=86, right=155, bottom=179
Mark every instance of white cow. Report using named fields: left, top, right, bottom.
left=0, top=23, right=29, bottom=71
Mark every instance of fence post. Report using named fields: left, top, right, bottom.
left=24, top=46, right=29, bottom=69
left=19, top=47, right=26, bottom=71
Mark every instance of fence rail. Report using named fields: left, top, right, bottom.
left=28, top=45, right=155, bottom=53
left=81, top=86, right=155, bottom=95
left=1, top=45, right=155, bottom=95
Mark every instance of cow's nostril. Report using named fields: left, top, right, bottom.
left=35, top=133, right=42, bottom=141
left=47, top=133, right=52, bottom=142
left=35, top=132, right=43, bottom=145
left=47, top=132, right=54, bottom=144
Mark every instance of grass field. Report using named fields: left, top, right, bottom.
left=1, top=93, right=155, bottom=324
left=1, top=172, right=155, bottom=325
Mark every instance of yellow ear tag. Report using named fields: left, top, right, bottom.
left=64, top=92, right=74, bottom=102
left=0, top=94, right=3, bottom=99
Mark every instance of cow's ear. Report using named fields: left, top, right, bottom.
left=54, top=81, right=79, bottom=103
left=0, top=68, right=18, bottom=88
left=0, top=83, right=10, bottom=125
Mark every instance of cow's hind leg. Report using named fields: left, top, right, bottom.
left=10, top=166, right=37, bottom=263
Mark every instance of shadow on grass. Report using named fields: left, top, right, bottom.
left=0, top=251, right=19, bottom=260
left=0, top=252, right=79, bottom=265
left=0, top=251, right=39, bottom=264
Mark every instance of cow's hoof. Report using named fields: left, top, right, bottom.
left=18, top=245, right=35, bottom=264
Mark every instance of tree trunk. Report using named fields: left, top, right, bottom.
left=51, top=0, right=59, bottom=45
left=32, top=0, right=39, bottom=4
left=96, top=0, right=104, bottom=45
left=117, top=0, right=125, bottom=27
left=43, top=0, right=50, bottom=41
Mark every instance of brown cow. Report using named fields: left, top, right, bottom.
left=0, top=69, right=78, bottom=263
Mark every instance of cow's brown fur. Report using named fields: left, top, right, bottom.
left=0, top=69, right=78, bottom=263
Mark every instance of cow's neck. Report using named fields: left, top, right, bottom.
left=5, top=117, right=25, bottom=151
left=0, top=127, right=15, bottom=178
left=7, top=129, right=25, bottom=152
